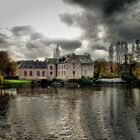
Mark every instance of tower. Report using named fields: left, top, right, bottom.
left=53, top=44, right=60, bottom=58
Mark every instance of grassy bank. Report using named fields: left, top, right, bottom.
left=4, top=79, right=32, bottom=88
left=4, top=79, right=32, bottom=84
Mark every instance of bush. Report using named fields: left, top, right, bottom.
left=80, top=77, right=93, bottom=86
left=121, top=72, right=137, bottom=82
left=4, top=76, right=19, bottom=80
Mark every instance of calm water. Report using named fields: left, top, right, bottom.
left=0, top=86, right=140, bottom=140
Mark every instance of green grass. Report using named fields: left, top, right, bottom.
left=4, top=79, right=32, bottom=84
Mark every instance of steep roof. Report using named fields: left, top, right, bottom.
left=57, top=53, right=74, bottom=63
left=77, top=55, right=93, bottom=64
left=18, top=60, right=47, bottom=69
left=46, top=53, right=93, bottom=64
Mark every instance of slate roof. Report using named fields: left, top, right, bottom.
left=18, top=53, right=93, bottom=69
left=18, top=60, right=48, bottom=69
left=57, top=53, right=74, bottom=63
left=47, top=53, right=93, bottom=64
left=77, top=55, right=93, bottom=64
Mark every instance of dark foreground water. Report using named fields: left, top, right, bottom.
left=0, top=86, right=140, bottom=140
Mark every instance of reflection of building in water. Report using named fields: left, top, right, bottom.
left=3, top=87, right=140, bottom=140
left=55, top=88, right=87, bottom=139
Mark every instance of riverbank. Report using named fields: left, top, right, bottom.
left=2, top=77, right=139, bottom=89
left=3, top=79, right=32, bottom=88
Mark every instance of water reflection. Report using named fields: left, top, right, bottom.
left=0, top=86, right=140, bottom=139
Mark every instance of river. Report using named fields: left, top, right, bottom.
left=0, top=86, right=140, bottom=140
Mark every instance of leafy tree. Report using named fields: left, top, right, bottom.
left=132, top=62, right=140, bottom=80
left=0, top=51, right=17, bottom=77
left=94, top=59, right=110, bottom=78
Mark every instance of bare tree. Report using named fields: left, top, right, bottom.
left=109, top=43, right=114, bottom=72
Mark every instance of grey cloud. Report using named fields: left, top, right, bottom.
left=42, top=39, right=82, bottom=51
left=63, top=0, right=137, bottom=16
left=59, top=13, right=75, bottom=26
left=61, top=0, right=140, bottom=57
left=0, top=25, right=81, bottom=59
left=0, top=26, right=51, bottom=59
left=10, top=25, right=35, bottom=36
left=91, top=44, right=108, bottom=51
left=30, top=32, right=45, bottom=40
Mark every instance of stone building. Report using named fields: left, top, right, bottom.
left=56, top=53, right=94, bottom=80
left=17, top=47, right=94, bottom=80
left=18, top=61, right=48, bottom=80
left=47, top=58, right=57, bottom=80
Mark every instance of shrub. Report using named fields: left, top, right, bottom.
left=80, top=77, right=93, bottom=86
left=121, top=72, right=137, bottom=82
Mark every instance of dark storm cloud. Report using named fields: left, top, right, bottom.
left=63, top=0, right=137, bottom=16
left=91, top=43, right=108, bottom=51
left=41, top=39, right=82, bottom=51
left=61, top=0, right=140, bottom=58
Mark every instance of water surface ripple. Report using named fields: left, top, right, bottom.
left=0, top=86, right=140, bottom=140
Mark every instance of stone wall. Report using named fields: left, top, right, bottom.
left=47, top=64, right=56, bottom=80
left=18, top=68, right=47, bottom=80
left=81, top=64, right=94, bottom=78
left=57, top=63, right=67, bottom=80
left=66, top=55, right=81, bottom=79
left=57, top=54, right=82, bottom=80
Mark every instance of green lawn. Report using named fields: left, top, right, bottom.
left=4, top=79, right=32, bottom=84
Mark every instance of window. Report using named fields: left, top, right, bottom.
left=64, top=71, right=65, bottom=76
left=73, top=71, right=75, bottom=76
left=50, top=66, right=53, bottom=70
left=62, top=71, right=63, bottom=75
left=42, top=71, right=45, bottom=76
left=29, top=71, right=32, bottom=76
left=50, top=72, right=53, bottom=75
left=73, top=63, right=75, bottom=69
left=37, top=71, right=40, bottom=76
left=84, top=69, right=87, bottom=74
left=64, top=65, right=66, bottom=69
left=24, top=71, right=27, bottom=76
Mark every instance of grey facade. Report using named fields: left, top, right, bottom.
left=18, top=53, right=94, bottom=80
left=56, top=53, right=94, bottom=80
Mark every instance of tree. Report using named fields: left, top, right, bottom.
left=109, top=43, right=114, bottom=73
left=132, top=62, right=140, bottom=80
left=94, top=59, right=110, bottom=78
left=0, top=51, right=17, bottom=77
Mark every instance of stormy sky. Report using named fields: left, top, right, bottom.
left=0, top=0, right=140, bottom=60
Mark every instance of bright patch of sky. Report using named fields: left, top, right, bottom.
left=0, top=0, right=82, bottom=39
